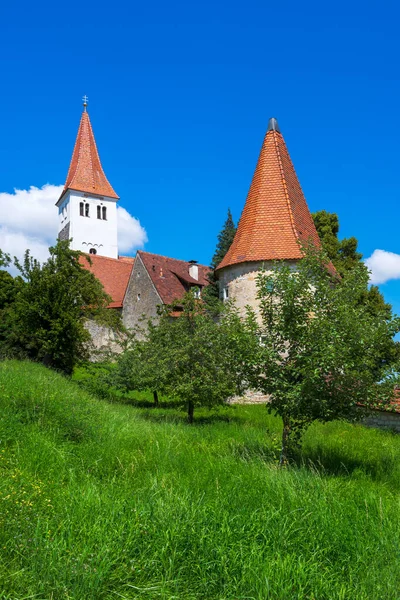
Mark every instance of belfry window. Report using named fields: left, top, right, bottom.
left=102, top=206, right=107, bottom=220
left=85, top=203, right=90, bottom=217
left=80, top=202, right=84, bottom=216
left=97, top=205, right=101, bottom=219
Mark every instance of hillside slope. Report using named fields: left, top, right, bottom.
left=0, top=361, right=400, bottom=599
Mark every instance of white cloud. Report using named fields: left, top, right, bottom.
left=117, top=206, right=148, bottom=253
left=0, top=184, right=147, bottom=268
left=365, top=249, right=400, bottom=285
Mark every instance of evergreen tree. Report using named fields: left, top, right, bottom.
left=211, top=208, right=237, bottom=269
left=204, top=209, right=237, bottom=303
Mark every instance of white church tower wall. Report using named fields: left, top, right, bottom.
left=56, top=97, right=120, bottom=259
left=58, top=190, right=118, bottom=258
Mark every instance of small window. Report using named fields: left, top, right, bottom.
left=192, top=287, right=201, bottom=299
left=102, top=206, right=107, bottom=220
left=89, top=248, right=97, bottom=255
left=85, top=203, right=90, bottom=217
left=80, top=202, right=84, bottom=216
left=97, top=205, right=101, bottom=219
left=137, top=293, right=141, bottom=301
left=223, top=286, right=229, bottom=300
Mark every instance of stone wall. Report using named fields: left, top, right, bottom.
left=122, top=253, right=163, bottom=336
left=85, top=314, right=124, bottom=359
left=218, top=260, right=298, bottom=317
left=363, top=410, right=400, bottom=433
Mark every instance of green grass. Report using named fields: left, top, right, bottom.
left=1, top=361, right=400, bottom=599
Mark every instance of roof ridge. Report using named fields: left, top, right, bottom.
left=272, top=130, right=299, bottom=245
left=81, top=252, right=132, bottom=264
left=137, top=250, right=209, bottom=268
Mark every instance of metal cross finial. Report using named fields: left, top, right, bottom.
left=82, top=95, right=89, bottom=111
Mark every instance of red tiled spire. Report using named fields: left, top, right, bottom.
left=216, top=118, right=321, bottom=270
left=58, top=109, right=119, bottom=202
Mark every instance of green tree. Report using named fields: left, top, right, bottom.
left=204, top=208, right=237, bottom=304
left=1, top=240, right=121, bottom=374
left=245, top=245, right=400, bottom=465
left=116, top=293, right=250, bottom=422
left=313, top=209, right=397, bottom=373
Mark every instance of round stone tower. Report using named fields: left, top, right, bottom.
left=215, top=117, right=322, bottom=314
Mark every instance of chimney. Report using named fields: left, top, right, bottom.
left=188, top=260, right=198, bottom=281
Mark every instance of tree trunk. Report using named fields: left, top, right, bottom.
left=153, top=390, right=159, bottom=407
left=280, top=415, right=291, bottom=467
left=187, top=400, right=194, bottom=424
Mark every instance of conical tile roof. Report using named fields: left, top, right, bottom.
left=216, top=118, right=321, bottom=270
left=58, top=110, right=119, bottom=203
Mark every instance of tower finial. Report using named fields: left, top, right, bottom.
left=82, top=95, right=89, bottom=112
left=267, top=117, right=280, bottom=133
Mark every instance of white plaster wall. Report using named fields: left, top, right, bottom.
left=58, top=190, right=118, bottom=258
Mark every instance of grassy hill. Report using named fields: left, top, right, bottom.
left=1, top=361, right=400, bottom=599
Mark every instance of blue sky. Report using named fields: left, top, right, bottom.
left=1, top=0, right=400, bottom=311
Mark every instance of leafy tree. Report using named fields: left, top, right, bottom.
left=0, top=240, right=122, bottom=374
left=313, top=209, right=397, bottom=373
left=244, top=245, right=400, bottom=465
left=203, top=209, right=237, bottom=304
left=116, top=293, right=251, bottom=422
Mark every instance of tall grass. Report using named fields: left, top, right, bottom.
left=0, top=360, right=400, bottom=599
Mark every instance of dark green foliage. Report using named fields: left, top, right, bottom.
left=211, top=208, right=236, bottom=269
left=203, top=209, right=237, bottom=304
left=0, top=240, right=122, bottom=374
left=313, top=210, right=399, bottom=373
left=245, top=245, right=400, bottom=464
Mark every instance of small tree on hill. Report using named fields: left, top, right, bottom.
left=1, top=240, right=122, bottom=374
left=244, top=245, right=400, bottom=465
left=116, top=293, right=251, bottom=422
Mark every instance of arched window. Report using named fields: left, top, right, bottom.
left=97, top=206, right=101, bottom=219
left=85, top=203, right=90, bottom=217
left=89, top=248, right=97, bottom=255
left=80, top=202, right=84, bottom=216
left=102, top=206, right=107, bottom=220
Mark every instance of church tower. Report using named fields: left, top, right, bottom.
left=215, top=118, right=322, bottom=312
left=56, top=98, right=119, bottom=259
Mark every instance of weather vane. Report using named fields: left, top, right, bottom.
left=82, top=95, right=89, bottom=111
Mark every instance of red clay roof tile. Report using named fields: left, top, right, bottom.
left=216, top=120, right=321, bottom=270
left=79, top=253, right=134, bottom=308
left=58, top=110, right=119, bottom=203
left=138, top=251, right=210, bottom=305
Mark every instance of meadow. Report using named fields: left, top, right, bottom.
left=0, top=360, right=400, bottom=599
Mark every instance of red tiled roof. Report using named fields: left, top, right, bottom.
left=79, top=253, right=134, bottom=308
left=138, top=251, right=211, bottom=305
left=216, top=119, right=321, bottom=270
left=58, top=110, right=119, bottom=203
